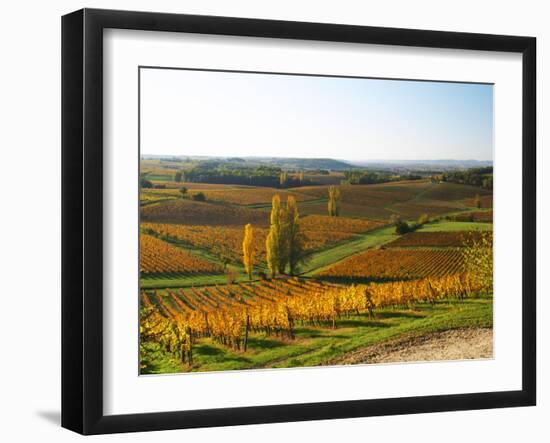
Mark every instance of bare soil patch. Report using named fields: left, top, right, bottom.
left=329, top=328, right=493, bottom=365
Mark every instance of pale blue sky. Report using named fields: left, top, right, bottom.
left=140, top=68, right=493, bottom=161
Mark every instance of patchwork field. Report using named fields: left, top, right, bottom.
left=143, top=215, right=383, bottom=267
left=141, top=199, right=269, bottom=226
left=290, top=180, right=489, bottom=220
left=140, top=234, right=223, bottom=274
left=385, top=231, right=492, bottom=248
left=464, top=194, right=493, bottom=208
left=318, top=248, right=466, bottom=281
left=144, top=224, right=350, bottom=266
left=197, top=188, right=314, bottom=205
left=139, top=167, right=493, bottom=374
left=454, top=210, right=494, bottom=223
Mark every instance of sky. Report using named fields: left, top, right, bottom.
left=140, top=68, right=493, bottom=162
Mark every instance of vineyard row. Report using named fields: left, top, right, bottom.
left=140, top=274, right=488, bottom=364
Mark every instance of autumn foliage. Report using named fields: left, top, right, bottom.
left=140, top=234, right=223, bottom=274
left=319, top=248, right=467, bottom=280
left=242, top=223, right=254, bottom=279
left=141, top=273, right=488, bottom=361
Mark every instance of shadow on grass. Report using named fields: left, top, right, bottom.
left=195, top=344, right=253, bottom=365
left=376, top=311, right=426, bottom=319
left=336, top=319, right=391, bottom=328
left=306, top=333, right=349, bottom=339
left=245, top=336, right=286, bottom=350
left=294, top=321, right=389, bottom=336
left=195, top=344, right=225, bottom=356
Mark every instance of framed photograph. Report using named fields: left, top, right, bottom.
left=61, top=8, right=536, bottom=435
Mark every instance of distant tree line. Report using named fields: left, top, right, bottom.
left=159, top=157, right=183, bottom=162
left=184, top=163, right=315, bottom=188
left=342, top=170, right=422, bottom=185
left=442, top=167, right=493, bottom=190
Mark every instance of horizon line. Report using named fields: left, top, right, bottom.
left=140, top=154, right=493, bottom=163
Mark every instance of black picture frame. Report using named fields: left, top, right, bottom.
left=62, top=8, right=536, bottom=435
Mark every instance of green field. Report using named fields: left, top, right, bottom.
left=419, top=221, right=493, bottom=232
left=301, top=225, right=397, bottom=276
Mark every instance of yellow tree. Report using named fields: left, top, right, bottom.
left=417, top=213, right=429, bottom=225
left=334, top=186, right=341, bottom=216
left=462, top=231, right=493, bottom=292
left=242, top=223, right=254, bottom=280
left=284, top=196, right=304, bottom=275
left=328, top=186, right=335, bottom=216
left=474, top=193, right=481, bottom=208
left=328, top=186, right=341, bottom=216
left=266, top=195, right=282, bottom=277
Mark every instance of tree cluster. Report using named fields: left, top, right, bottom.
left=178, top=187, right=206, bottom=202
left=342, top=170, right=420, bottom=185
left=390, top=213, right=429, bottom=235
left=442, top=167, right=493, bottom=190
left=184, top=163, right=315, bottom=188
left=265, top=195, right=305, bottom=277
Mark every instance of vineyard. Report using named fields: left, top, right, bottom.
left=140, top=273, right=487, bottom=365
left=143, top=224, right=268, bottom=265
left=138, top=167, right=494, bottom=372
left=464, top=194, right=493, bottom=208
left=293, top=181, right=491, bottom=220
left=140, top=188, right=181, bottom=205
left=318, top=248, right=466, bottom=280
left=385, top=231, right=491, bottom=248
left=141, top=199, right=268, bottom=226
left=140, top=194, right=177, bottom=205
left=141, top=221, right=370, bottom=268
left=454, top=210, right=493, bottom=223
left=297, top=181, right=433, bottom=204
left=389, top=200, right=461, bottom=218
left=140, top=234, right=223, bottom=274
left=299, top=214, right=384, bottom=233
left=198, top=188, right=312, bottom=205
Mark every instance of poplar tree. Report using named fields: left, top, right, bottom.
left=277, top=203, right=290, bottom=275
left=266, top=195, right=305, bottom=276
left=474, top=193, right=481, bottom=209
left=284, top=196, right=304, bottom=275
left=266, top=195, right=282, bottom=277
left=334, top=186, right=341, bottom=216
left=242, top=223, right=254, bottom=280
left=328, top=186, right=341, bottom=217
left=328, top=187, right=334, bottom=216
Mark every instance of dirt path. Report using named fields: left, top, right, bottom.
left=328, top=328, right=493, bottom=365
